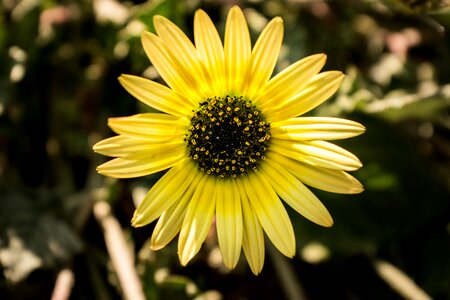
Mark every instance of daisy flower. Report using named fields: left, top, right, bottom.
left=93, top=6, right=365, bottom=275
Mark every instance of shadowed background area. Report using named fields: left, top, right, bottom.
left=0, top=0, right=449, bottom=299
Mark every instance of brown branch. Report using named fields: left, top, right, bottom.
left=51, top=268, right=75, bottom=300
left=267, top=243, right=308, bottom=300
left=373, top=260, right=432, bottom=300
left=93, top=199, right=145, bottom=300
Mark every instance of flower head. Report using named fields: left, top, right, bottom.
left=94, top=6, right=365, bottom=274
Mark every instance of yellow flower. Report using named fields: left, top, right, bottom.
left=93, top=6, right=365, bottom=275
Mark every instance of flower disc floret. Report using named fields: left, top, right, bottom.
left=186, top=95, right=271, bottom=178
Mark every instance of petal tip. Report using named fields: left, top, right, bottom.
left=223, top=260, right=238, bottom=270
left=96, top=165, right=106, bottom=175
left=194, top=8, right=207, bottom=18
left=178, top=253, right=190, bottom=267
left=230, top=5, right=243, bottom=12
left=355, top=186, right=365, bottom=193
left=92, top=141, right=101, bottom=152
left=117, top=73, right=132, bottom=83
left=323, top=219, right=334, bottom=227
left=152, top=15, right=165, bottom=26
left=247, top=259, right=263, bottom=275
left=149, top=242, right=163, bottom=251
left=265, top=16, right=283, bottom=33
left=250, top=268, right=262, bottom=276
left=318, top=53, right=327, bottom=63
left=349, top=181, right=364, bottom=194
left=131, top=210, right=148, bottom=227
left=141, top=30, right=152, bottom=40
left=131, top=214, right=145, bottom=227
left=273, top=16, right=283, bottom=25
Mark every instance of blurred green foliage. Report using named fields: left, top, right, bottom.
left=0, top=0, right=449, bottom=299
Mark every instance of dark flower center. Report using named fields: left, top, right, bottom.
left=186, top=95, right=271, bottom=178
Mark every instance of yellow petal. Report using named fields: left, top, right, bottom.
left=256, top=54, right=326, bottom=108
left=271, top=139, right=363, bottom=171
left=269, top=152, right=364, bottom=194
left=216, top=178, right=243, bottom=269
left=118, top=74, right=193, bottom=117
left=244, top=17, right=283, bottom=100
left=178, top=175, right=216, bottom=266
left=151, top=171, right=202, bottom=250
left=194, top=9, right=225, bottom=97
left=141, top=31, right=201, bottom=105
left=131, top=159, right=196, bottom=227
left=153, top=15, right=204, bottom=76
left=267, top=71, right=345, bottom=122
left=93, top=135, right=152, bottom=157
left=261, top=159, right=333, bottom=227
left=153, top=15, right=209, bottom=99
left=243, top=172, right=296, bottom=258
left=271, top=117, right=366, bottom=141
left=236, top=178, right=265, bottom=275
left=97, top=144, right=185, bottom=178
left=107, top=113, right=187, bottom=141
left=224, top=5, right=251, bottom=94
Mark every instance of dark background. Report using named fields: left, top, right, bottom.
left=0, top=0, right=449, bottom=299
